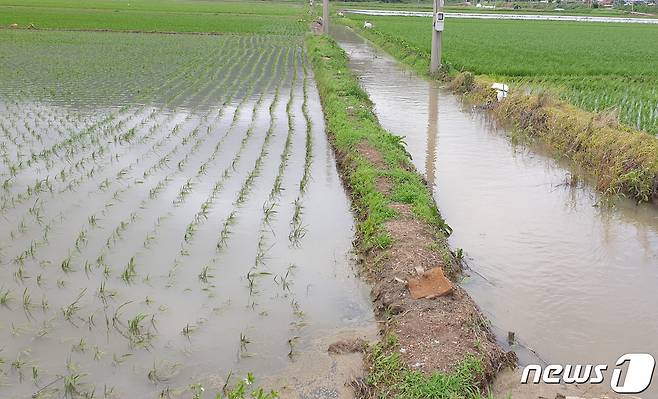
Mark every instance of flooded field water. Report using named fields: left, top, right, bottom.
left=333, top=26, right=658, bottom=396
left=0, top=31, right=373, bottom=398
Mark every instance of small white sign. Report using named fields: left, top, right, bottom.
left=434, top=12, right=445, bottom=31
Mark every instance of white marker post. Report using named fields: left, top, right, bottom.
left=430, top=0, right=444, bottom=74
left=323, top=0, right=329, bottom=34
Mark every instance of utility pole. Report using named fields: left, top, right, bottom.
left=430, top=0, right=444, bottom=74
left=323, top=0, right=329, bottom=34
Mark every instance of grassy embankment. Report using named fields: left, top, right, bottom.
left=0, top=0, right=308, bottom=34
left=339, top=14, right=658, bottom=202
left=307, top=33, right=509, bottom=398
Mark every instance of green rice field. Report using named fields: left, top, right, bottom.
left=0, top=0, right=308, bottom=34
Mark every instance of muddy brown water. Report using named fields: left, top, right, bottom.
left=332, top=26, right=658, bottom=397
left=0, top=33, right=374, bottom=398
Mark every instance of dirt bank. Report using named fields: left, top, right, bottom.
left=338, top=19, right=658, bottom=204
left=450, top=72, right=658, bottom=204
left=306, top=33, right=514, bottom=397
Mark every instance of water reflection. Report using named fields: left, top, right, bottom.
left=425, top=83, right=439, bottom=188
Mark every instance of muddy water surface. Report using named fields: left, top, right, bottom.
left=0, top=32, right=373, bottom=398
left=333, top=26, right=658, bottom=396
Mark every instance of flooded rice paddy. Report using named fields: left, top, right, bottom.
left=333, top=26, right=658, bottom=396
left=0, top=31, right=373, bottom=398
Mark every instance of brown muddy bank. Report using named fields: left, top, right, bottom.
left=306, top=33, right=514, bottom=397
left=450, top=72, right=658, bottom=204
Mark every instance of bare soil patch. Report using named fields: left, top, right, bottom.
left=367, top=201, right=514, bottom=379
left=356, top=140, right=386, bottom=169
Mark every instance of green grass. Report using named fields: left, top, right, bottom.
left=341, top=15, right=658, bottom=134
left=0, top=0, right=303, bottom=15
left=366, top=334, right=486, bottom=399
left=0, top=0, right=308, bottom=34
left=306, top=33, right=451, bottom=250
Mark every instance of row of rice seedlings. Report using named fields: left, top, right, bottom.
left=1, top=104, right=138, bottom=197
left=214, top=47, right=292, bottom=256
left=2, top=46, right=241, bottom=263
left=127, top=45, right=279, bottom=260
left=214, top=49, right=299, bottom=314
left=1, top=138, right=230, bottom=392
left=288, top=52, right=310, bottom=247
left=95, top=44, right=278, bottom=290
left=181, top=46, right=285, bottom=249
left=147, top=45, right=262, bottom=209
left=63, top=61, right=247, bottom=271
left=50, top=40, right=238, bottom=192
left=166, top=46, right=287, bottom=287
left=0, top=108, right=164, bottom=217
left=248, top=47, right=301, bottom=282
left=0, top=41, right=224, bottom=193
left=90, top=115, right=215, bottom=276
left=0, top=103, right=133, bottom=208
left=0, top=103, right=86, bottom=166
left=272, top=262, right=306, bottom=360
left=18, top=41, right=221, bottom=173
left=299, top=51, right=314, bottom=195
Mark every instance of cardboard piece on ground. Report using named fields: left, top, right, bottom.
left=407, top=267, right=453, bottom=299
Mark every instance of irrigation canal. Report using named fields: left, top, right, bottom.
left=332, top=25, right=658, bottom=397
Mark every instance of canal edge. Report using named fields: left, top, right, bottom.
left=305, top=33, right=515, bottom=397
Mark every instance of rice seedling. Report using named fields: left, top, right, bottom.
left=93, top=347, right=105, bottom=361
left=112, top=303, right=154, bottom=349
left=287, top=336, right=300, bottom=359
left=0, top=288, right=13, bottom=308
left=62, top=289, right=86, bottom=325
left=14, top=264, right=31, bottom=283
left=63, top=366, right=87, bottom=399
left=198, top=266, right=214, bottom=284
left=121, top=257, right=138, bottom=284
left=239, top=333, right=251, bottom=352
left=0, top=25, right=345, bottom=397
left=72, top=338, right=87, bottom=353
left=21, top=287, right=34, bottom=319
left=148, top=361, right=181, bottom=385
left=181, top=323, right=196, bottom=340
left=61, top=256, right=74, bottom=273
left=98, top=280, right=117, bottom=306
left=288, top=199, right=307, bottom=246
left=112, top=353, right=133, bottom=367
left=11, top=352, right=29, bottom=384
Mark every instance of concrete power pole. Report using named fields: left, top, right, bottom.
left=430, top=0, right=444, bottom=74
left=323, top=0, right=329, bottom=34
